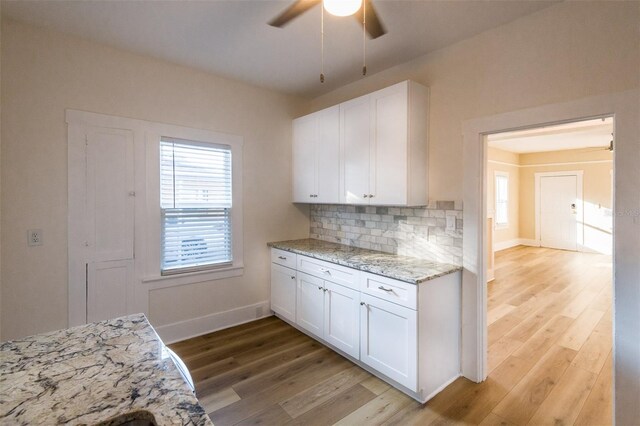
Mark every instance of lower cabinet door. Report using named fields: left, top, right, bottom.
left=360, top=293, right=417, bottom=391
left=324, top=281, right=360, bottom=359
left=271, top=263, right=297, bottom=323
left=297, top=272, right=325, bottom=337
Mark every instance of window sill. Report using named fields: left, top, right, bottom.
left=142, top=264, right=244, bottom=290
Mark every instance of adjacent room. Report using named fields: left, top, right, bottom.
left=484, top=118, right=614, bottom=424
left=0, top=1, right=638, bottom=425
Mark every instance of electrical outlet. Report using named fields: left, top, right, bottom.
left=28, top=229, right=43, bottom=247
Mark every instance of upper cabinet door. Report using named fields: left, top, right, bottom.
left=371, top=83, right=409, bottom=205
left=341, top=95, right=372, bottom=204
left=316, top=106, right=340, bottom=204
left=292, top=114, right=318, bottom=202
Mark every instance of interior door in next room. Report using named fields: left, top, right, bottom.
left=84, top=127, right=135, bottom=323
left=540, top=174, right=578, bottom=251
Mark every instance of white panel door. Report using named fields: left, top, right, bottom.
left=86, top=128, right=135, bottom=262
left=271, top=263, right=297, bottom=323
left=540, top=175, right=578, bottom=251
left=85, top=127, right=135, bottom=322
left=292, top=114, right=318, bottom=202
left=316, top=106, right=340, bottom=204
left=371, top=84, right=408, bottom=205
left=360, top=293, right=417, bottom=391
left=296, top=272, right=325, bottom=338
left=324, top=281, right=360, bottom=359
left=87, top=260, right=133, bottom=323
left=341, top=95, right=372, bottom=204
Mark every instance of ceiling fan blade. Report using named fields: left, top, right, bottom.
left=354, top=0, right=386, bottom=39
left=269, top=0, right=322, bottom=28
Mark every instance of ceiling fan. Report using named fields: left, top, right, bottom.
left=269, top=0, right=387, bottom=39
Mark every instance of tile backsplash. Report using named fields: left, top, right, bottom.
left=310, top=201, right=463, bottom=265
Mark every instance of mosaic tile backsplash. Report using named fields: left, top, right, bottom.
left=309, top=201, right=463, bottom=265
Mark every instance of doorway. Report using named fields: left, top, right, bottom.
left=482, top=117, right=614, bottom=424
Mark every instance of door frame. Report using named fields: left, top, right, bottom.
left=461, top=89, right=639, bottom=424
left=535, top=170, right=584, bottom=251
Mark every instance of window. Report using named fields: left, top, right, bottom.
left=495, top=172, right=509, bottom=227
left=160, top=138, right=233, bottom=275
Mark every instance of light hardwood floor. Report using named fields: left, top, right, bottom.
left=170, top=246, right=612, bottom=425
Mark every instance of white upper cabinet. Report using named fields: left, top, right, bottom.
left=341, top=95, right=372, bottom=205
left=342, top=81, right=428, bottom=206
left=293, top=80, right=428, bottom=206
left=292, top=106, right=340, bottom=203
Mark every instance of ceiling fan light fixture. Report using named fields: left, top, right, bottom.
left=323, top=0, right=362, bottom=17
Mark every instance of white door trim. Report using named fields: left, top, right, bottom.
left=462, top=89, right=639, bottom=425
left=534, top=170, right=584, bottom=251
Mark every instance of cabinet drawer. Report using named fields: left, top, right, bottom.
left=297, top=255, right=359, bottom=290
left=271, top=248, right=297, bottom=269
left=360, top=272, right=417, bottom=310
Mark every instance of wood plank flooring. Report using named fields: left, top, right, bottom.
left=170, top=246, right=612, bottom=425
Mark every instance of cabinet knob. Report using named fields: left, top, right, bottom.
left=363, top=194, right=369, bottom=198
left=369, top=194, right=375, bottom=198
left=360, top=302, right=366, bottom=306
left=318, top=286, right=323, bottom=290
left=323, top=288, right=328, bottom=292
left=290, top=276, right=295, bottom=280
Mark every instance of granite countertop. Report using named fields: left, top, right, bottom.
left=0, top=314, right=212, bottom=426
left=268, top=238, right=461, bottom=284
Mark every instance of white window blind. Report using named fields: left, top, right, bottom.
left=160, top=138, right=233, bottom=274
left=495, top=174, right=509, bottom=226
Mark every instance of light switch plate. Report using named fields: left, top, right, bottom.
left=28, top=229, right=43, bottom=246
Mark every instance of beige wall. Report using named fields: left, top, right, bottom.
left=487, top=148, right=519, bottom=245
left=486, top=146, right=613, bottom=253
left=519, top=149, right=613, bottom=253
left=0, top=19, right=309, bottom=340
left=308, top=1, right=639, bottom=202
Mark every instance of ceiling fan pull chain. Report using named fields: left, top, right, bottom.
left=320, top=3, right=325, bottom=83
left=362, top=0, right=367, bottom=76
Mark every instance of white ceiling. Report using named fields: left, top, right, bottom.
left=488, top=118, right=614, bottom=154
left=2, top=0, right=558, bottom=98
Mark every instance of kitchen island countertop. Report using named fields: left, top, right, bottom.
left=0, top=314, right=211, bottom=425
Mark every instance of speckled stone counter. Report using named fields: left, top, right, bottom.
left=0, top=314, right=212, bottom=426
left=268, top=238, right=461, bottom=284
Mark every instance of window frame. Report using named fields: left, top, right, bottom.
left=144, top=126, right=243, bottom=287
left=159, top=138, right=234, bottom=276
left=494, top=171, right=509, bottom=229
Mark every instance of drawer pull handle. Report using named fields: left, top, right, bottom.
left=278, top=256, right=287, bottom=260
left=319, top=268, right=331, bottom=275
left=290, top=276, right=295, bottom=280
left=318, top=286, right=323, bottom=290
left=378, top=286, right=394, bottom=292
left=360, top=302, right=367, bottom=306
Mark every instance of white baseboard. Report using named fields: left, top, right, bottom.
left=519, top=238, right=540, bottom=247
left=494, top=238, right=540, bottom=252
left=493, top=239, right=520, bottom=251
left=155, top=300, right=272, bottom=344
